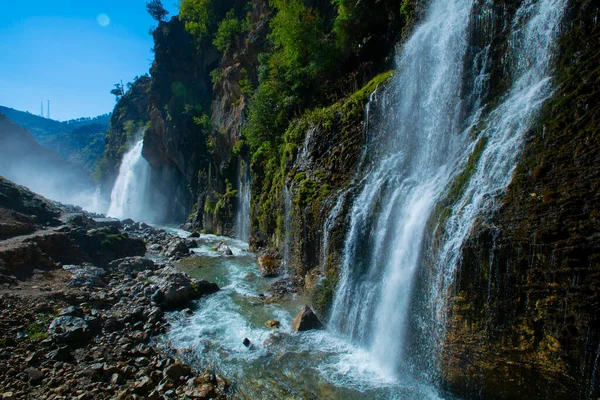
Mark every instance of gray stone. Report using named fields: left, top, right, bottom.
left=63, top=264, right=106, bottom=288
left=48, top=316, right=91, bottom=344
left=107, top=257, right=155, bottom=276
left=26, top=368, right=44, bottom=383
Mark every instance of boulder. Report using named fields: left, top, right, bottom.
left=47, top=346, right=72, bottom=362
left=189, top=232, right=200, bottom=238
left=164, top=239, right=190, bottom=257
left=258, top=255, right=280, bottom=277
left=63, top=264, right=106, bottom=288
left=192, top=279, right=220, bottom=296
left=66, top=214, right=97, bottom=229
left=48, top=316, right=91, bottom=344
left=107, top=257, right=155, bottom=275
left=26, top=368, right=44, bottom=383
left=164, top=362, right=191, bottom=381
left=92, top=217, right=122, bottom=229
left=215, top=242, right=233, bottom=256
left=152, top=269, right=218, bottom=308
left=292, top=305, right=323, bottom=332
left=265, top=320, right=280, bottom=329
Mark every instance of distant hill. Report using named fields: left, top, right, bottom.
left=0, top=106, right=110, bottom=171
left=0, top=112, right=101, bottom=210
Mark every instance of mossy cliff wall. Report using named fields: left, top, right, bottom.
left=440, top=2, right=600, bottom=399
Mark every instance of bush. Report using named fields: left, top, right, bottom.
left=213, top=9, right=242, bottom=52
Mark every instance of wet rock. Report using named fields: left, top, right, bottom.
left=215, top=241, right=233, bottom=256
left=164, top=239, right=190, bottom=257
left=164, top=362, right=191, bottom=381
left=189, top=232, right=200, bottom=238
left=2, top=392, right=15, bottom=400
left=48, top=316, right=91, bottom=344
left=192, top=279, right=220, bottom=296
left=121, top=218, right=135, bottom=226
left=243, top=338, right=251, bottom=347
left=265, top=319, right=280, bottom=329
left=258, top=255, right=280, bottom=277
left=149, top=244, right=162, bottom=251
left=292, top=305, right=323, bottom=332
left=153, top=269, right=218, bottom=308
left=63, top=264, right=106, bottom=288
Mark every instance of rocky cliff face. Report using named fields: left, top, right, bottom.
left=100, top=0, right=599, bottom=397
left=440, top=2, right=600, bottom=399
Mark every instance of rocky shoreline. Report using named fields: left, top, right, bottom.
left=0, top=178, right=229, bottom=399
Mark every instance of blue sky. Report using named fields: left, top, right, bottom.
left=0, top=1, right=180, bottom=121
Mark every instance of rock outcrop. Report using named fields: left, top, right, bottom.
left=292, top=305, right=323, bottom=332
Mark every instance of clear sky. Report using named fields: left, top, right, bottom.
left=0, top=1, right=180, bottom=121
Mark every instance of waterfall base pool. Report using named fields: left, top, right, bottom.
left=158, top=232, right=445, bottom=399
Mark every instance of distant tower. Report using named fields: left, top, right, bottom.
left=40, top=101, right=44, bottom=117
left=47, top=100, right=50, bottom=119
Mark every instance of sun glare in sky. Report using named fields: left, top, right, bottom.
left=96, top=14, right=111, bottom=27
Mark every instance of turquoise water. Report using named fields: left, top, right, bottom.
left=159, top=230, right=444, bottom=399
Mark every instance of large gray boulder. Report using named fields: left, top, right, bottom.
left=48, top=316, right=91, bottom=344
left=164, top=239, right=190, bottom=257
left=63, top=264, right=106, bottom=288
left=151, top=268, right=219, bottom=309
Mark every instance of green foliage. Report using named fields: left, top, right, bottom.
left=146, top=0, right=169, bottom=22
left=210, top=68, right=223, bottom=87
left=26, top=314, right=52, bottom=342
left=239, top=68, right=253, bottom=97
left=110, top=81, right=125, bottom=101
left=213, top=9, right=242, bottom=52
left=179, top=0, right=214, bottom=44
left=269, top=0, right=332, bottom=71
left=0, top=337, right=6, bottom=347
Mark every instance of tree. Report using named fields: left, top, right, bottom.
left=110, top=81, right=125, bottom=101
left=146, top=0, right=169, bottom=22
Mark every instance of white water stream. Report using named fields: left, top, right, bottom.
left=330, top=0, right=566, bottom=381
left=107, top=134, right=156, bottom=222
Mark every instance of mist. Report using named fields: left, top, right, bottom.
left=0, top=113, right=108, bottom=214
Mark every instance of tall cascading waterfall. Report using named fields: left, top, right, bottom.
left=235, top=158, right=251, bottom=242
left=328, top=0, right=566, bottom=383
left=107, top=133, right=155, bottom=222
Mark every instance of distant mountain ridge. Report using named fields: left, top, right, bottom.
left=0, top=112, right=98, bottom=209
left=0, top=105, right=110, bottom=171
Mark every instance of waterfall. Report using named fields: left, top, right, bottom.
left=329, top=0, right=566, bottom=381
left=235, top=158, right=251, bottom=242
left=107, top=134, right=153, bottom=222
left=282, top=185, right=292, bottom=268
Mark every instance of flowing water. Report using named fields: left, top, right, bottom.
left=330, top=0, right=566, bottom=382
left=164, top=231, right=443, bottom=399
left=235, top=158, right=252, bottom=242
left=107, top=134, right=156, bottom=222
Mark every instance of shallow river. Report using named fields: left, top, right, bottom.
left=156, top=228, right=444, bottom=399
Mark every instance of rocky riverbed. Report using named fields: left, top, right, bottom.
left=0, top=177, right=229, bottom=399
